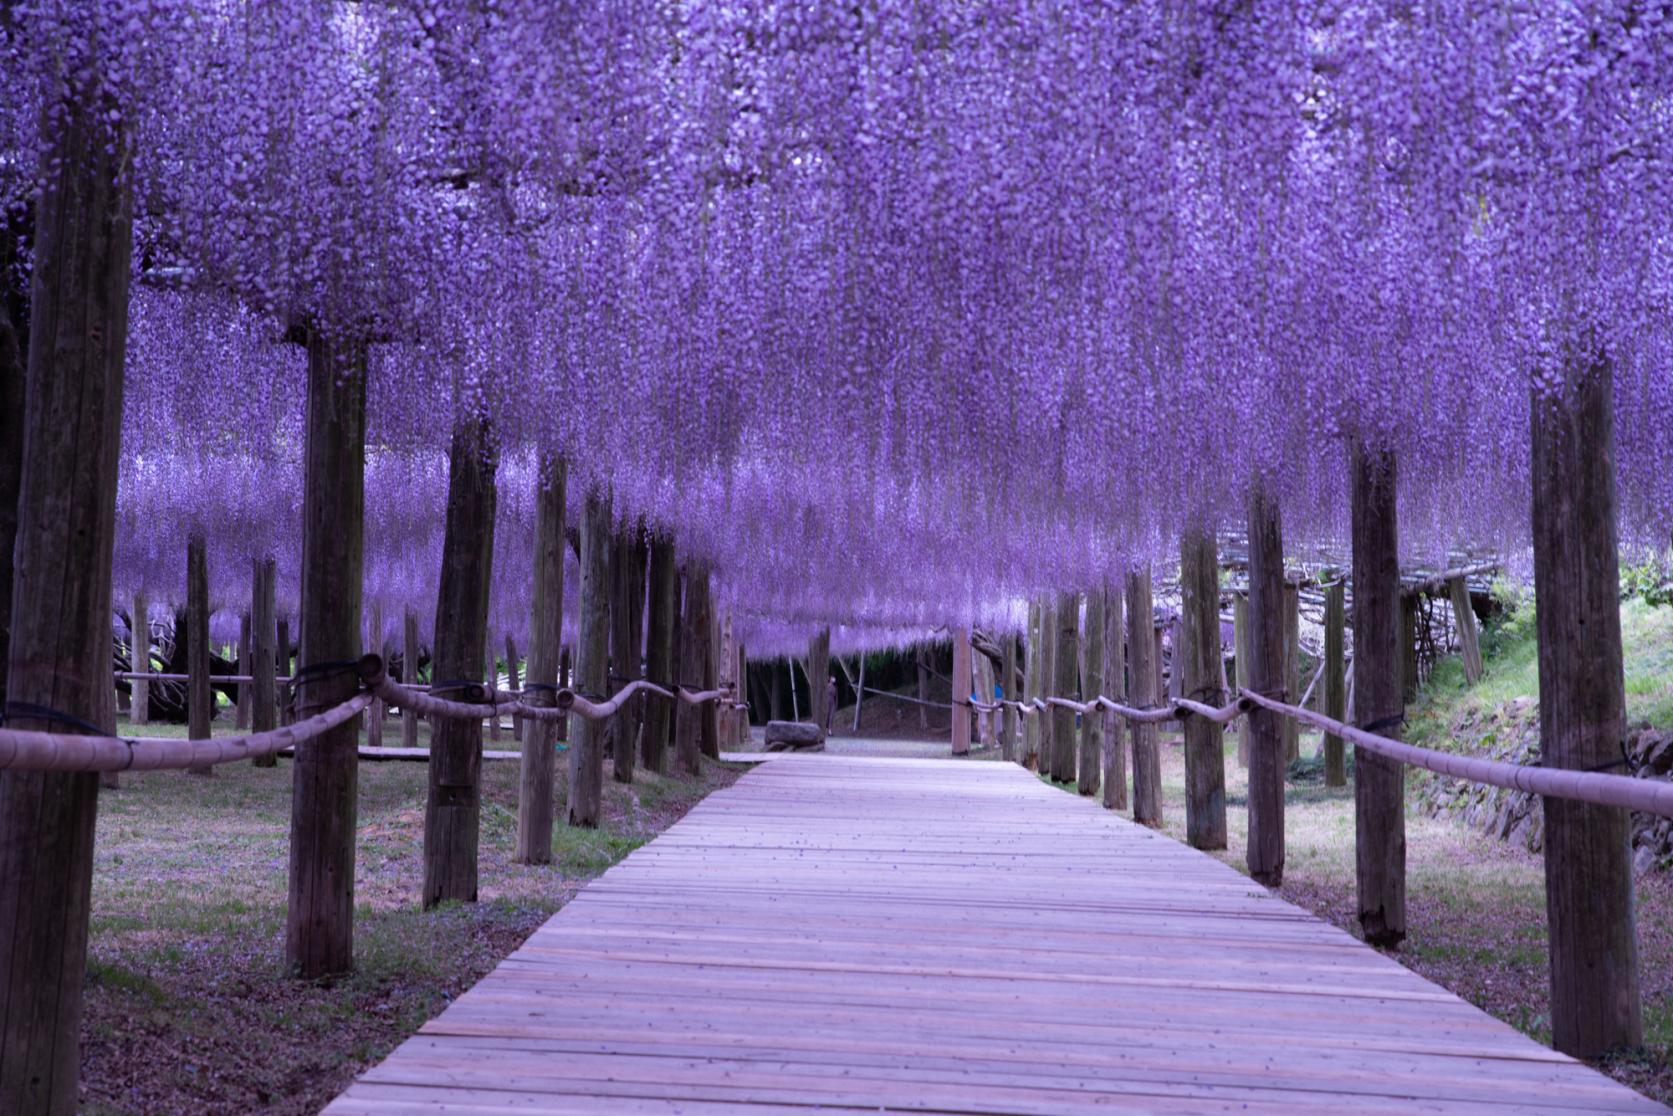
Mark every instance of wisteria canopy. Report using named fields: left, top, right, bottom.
left=3, top=1, right=1670, bottom=654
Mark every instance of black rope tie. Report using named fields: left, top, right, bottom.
left=522, top=682, right=560, bottom=692
left=290, top=659, right=362, bottom=687
left=1584, top=740, right=1638, bottom=774
left=3, top=701, right=114, bottom=737
left=1358, top=712, right=1406, bottom=735
left=429, top=680, right=490, bottom=702
left=1186, top=685, right=1225, bottom=704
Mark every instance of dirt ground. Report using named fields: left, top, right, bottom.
left=80, top=724, right=740, bottom=1115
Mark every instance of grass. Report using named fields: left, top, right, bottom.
left=80, top=724, right=741, bottom=1115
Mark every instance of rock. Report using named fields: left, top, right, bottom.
left=1635, top=846, right=1659, bottom=876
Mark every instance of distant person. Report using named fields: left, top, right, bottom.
left=826, top=674, right=838, bottom=735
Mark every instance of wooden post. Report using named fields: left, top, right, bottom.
left=852, top=650, right=867, bottom=735
left=401, top=609, right=421, bottom=747
left=0, top=87, right=131, bottom=1111
left=1022, top=603, right=1041, bottom=767
left=423, top=415, right=497, bottom=906
left=518, top=454, right=565, bottom=864
left=1049, top=594, right=1078, bottom=781
left=809, top=626, right=832, bottom=735
left=569, top=486, right=612, bottom=821
left=187, top=532, right=213, bottom=775
left=236, top=610, right=252, bottom=730
left=1400, top=594, right=1420, bottom=703
left=1038, top=597, right=1057, bottom=774
left=1102, top=578, right=1128, bottom=810
left=1322, top=581, right=1346, bottom=787
left=485, top=630, right=501, bottom=743
left=1079, top=589, right=1104, bottom=796
left=1000, top=633, right=1018, bottom=762
left=1352, top=439, right=1407, bottom=947
left=674, top=562, right=712, bottom=775
left=1530, top=355, right=1641, bottom=1056
left=1233, top=592, right=1250, bottom=767
left=558, top=644, right=571, bottom=742
left=366, top=600, right=384, bottom=748
left=131, top=589, right=151, bottom=726
left=1448, top=575, right=1483, bottom=684
left=1283, top=578, right=1300, bottom=763
left=642, top=532, right=677, bottom=772
left=1245, top=480, right=1286, bottom=886
left=951, top=626, right=972, bottom=755
left=1180, top=526, right=1227, bottom=850
left=1126, top=569, right=1161, bottom=826
left=701, top=575, right=721, bottom=759
left=609, top=528, right=643, bottom=783
left=277, top=616, right=293, bottom=726
left=286, top=328, right=366, bottom=979
left=915, top=644, right=930, bottom=731
left=506, top=633, right=522, bottom=742
left=251, top=558, right=277, bottom=767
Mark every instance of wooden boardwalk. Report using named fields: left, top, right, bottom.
left=326, top=755, right=1668, bottom=1114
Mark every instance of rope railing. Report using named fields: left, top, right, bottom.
left=1004, top=683, right=1673, bottom=819
left=114, top=671, right=297, bottom=684
left=0, top=692, right=374, bottom=772
left=4, top=655, right=735, bottom=773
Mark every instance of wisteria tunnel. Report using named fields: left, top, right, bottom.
left=2, top=3, right=1673, bottom=1114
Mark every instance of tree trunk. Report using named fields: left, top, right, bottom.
left=1449, top=575, right=1483, bottom=684
left=1400, top=594, right=1420, bottom=703
left=0, top=88, right=132, bottom=1112
left=1102, top=579, right=1127, bottom=810
left=250, top=557, right=278, bottom=765
left=951, top=627, right=972, bottom=755
left=1531, top=354, right=1641, bottom=1057
left=518, top=454, right=565, bottom=864
left=1322, top=580, right=1346, bottom=787
left=568, top=485, right=612, bottom=823
left=424, top=415, right=497, bottom=907
left=1352, top=439, right=1406, bottom=947
left=1038, top=598, right=1057, bottom=775
left=1022, top=603, right=1041, bottom=768
left=402, top=608, right=420, bottom=748
left=674, top=562, right=713, bottom=775
left=1079, top=589, right=1104, bottom=796
left=1180, top=526, right=1227, bottom=850
left=286, top=329, right=366, bottom=979
left=700, top=572, right=721, bottom=759
left=1000, top=633, right=1018, bottom=762
left=1245, top=480, right=1286, bottom=886
left=131, top=589, right=151, bottom=726
left=187, top=532, right=213, bottom=774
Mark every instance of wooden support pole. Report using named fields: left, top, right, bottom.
left=609, top=527, right=644, bottom=783
left=1448, top=575, right=1484, bottom=684
left=517, top=454, right=565, bottom=864
left=809, top=626, right=832, bottom=736
left=1050, top=595, right=1078, bottom=781
left=1323, top=581, right=1346, bottom=787
left=1126, top=570, right=1161, bottom=826
left=277, top=616, right=292, bottom=726
left=1180, top=526, right=1227, bottom=850
left=1282, top=578, right=1300, bottom=763
left=424, top=414, right=496, bottom=907
left=570, top=484, right=612, bottom=822
left=1022, top=604, right=1041, bottom=767
left=250, top=557, right=278, bottom=767
left=0, top=90, right=131, bottom=1110
left=700, top=576, right=721, bottom=759
left=1000, top=633, right=1018, bottom=762
left=1400, top=594, right=1420, bottom=703
left=642, top=532, right=677, bottom=772
left=286, top=328, right=366, bottom=979
left=366, top=600, right=384, bottom=748
left=852, top=651, right=867, bottom=736
left=1233, top=593, right=1250, bottom=768
left=951, top=626, right=973, bottom=756
left=131, top=589, right=151, bottom=726
left=1352, top=439, right=1406, bottom=946
left=187, top=532, right=213, bottom=775
left=1079, top=589, right=1105, bottom=796
left=1245, top=480, right=1286, bottom=885
left=485, top=629, right=501, bottom=743
left=506, top=633, right=522, bottom=743
left=402, top=609, right=420, bottom=748
left=915, top=644, right=930, bottom=730
left=1102, top=579, right=1127, bottom=810
left=1531, top=355, right=1641, bottom=1057
left=236, top=610, right=252, bottom=730
left=674, top=562, right=712, bottom=775
left=1039, top=598, right=1058, bottom=774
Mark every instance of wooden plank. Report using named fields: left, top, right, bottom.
left=328, top=755, right=1664, bottom=1115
